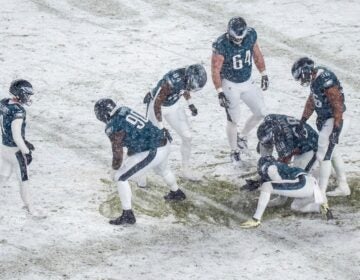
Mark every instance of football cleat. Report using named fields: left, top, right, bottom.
left=164, top=189, right=186, bottom=201
left=109, top=209, right=136, bottom=225
left=320, top=203, right=334, bottom=220
left=230, top=150, right=241, bottom=166
left=326, top=186, right=351, bottom=197
left=240, top=218, right=261, bottom=229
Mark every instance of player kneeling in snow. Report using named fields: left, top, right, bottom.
left=240, top=155, right=331, bottom=229
left=0, top=79, right=44, bottom=217
left=94, top=98, right=186, bottom=225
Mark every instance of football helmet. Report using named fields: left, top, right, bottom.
left=291, top=57, right=315, bottom=86
left=227, top=17, right=248, bottom=45
left=9, top=79, right=34, bottom=106
left=94, top=98, right=116, bottom=123
left=257, top=122, right=273, bottom=144
left=185, top=64, right=207, bottom=91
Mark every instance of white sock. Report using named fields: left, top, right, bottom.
left=117, top=181, right=132, bottom=210
left=253, top=191, right=271, bottom=221
left=319, top=160, right=332, bottom=194
left=226, top=121, right=238, bottom=150
left=162, top=170, right=179, bottom=192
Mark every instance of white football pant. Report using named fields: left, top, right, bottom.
left=316, top=116, right=350, bottom=196
left=114, top=143, right=179, bottom=210
left=147, top=100, right=192, bottom=169
left=222, top=78, right=266, bottom=150
left=253, top=175, right=324, bottom=220
left=0, top=145, right=32, bottom=209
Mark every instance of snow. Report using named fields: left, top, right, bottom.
left=1, top=0, right=359, bottom=279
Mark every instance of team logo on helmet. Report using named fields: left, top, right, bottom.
left=227, top=17, right=248, bottom=45
left=9, top=79, right=34, bottom=106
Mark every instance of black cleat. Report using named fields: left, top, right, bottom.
left=164, top=189, right=186, bottom=201
left=109, top=209, right=136, bottom=225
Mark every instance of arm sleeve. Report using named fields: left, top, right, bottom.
left=11, top=118, right=30, bottom=154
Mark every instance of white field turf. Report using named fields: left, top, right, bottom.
left=0, top=0, right=359, bottom=279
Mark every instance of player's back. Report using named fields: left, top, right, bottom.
left=151, top=68, right=187, bottom=107
left=106, top=106, right=165, bottom=154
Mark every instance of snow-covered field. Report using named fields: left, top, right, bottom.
left=1, top=0, right=359, bottom=279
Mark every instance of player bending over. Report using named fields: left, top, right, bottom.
left=240, top=156, right=331, bottom=229
left=94, top=98, right=186, bottom=225
left=144, top=64, right=207, bottom=181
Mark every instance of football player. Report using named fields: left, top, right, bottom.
left=240, top=156, right=330, bottom=229
left=211, top=16, right=269, bottom=165
left=144, top=64, right=207, bottom=181
left=0, top=79, right=43, bottom=217
left=94, top=98, right=186, bottom=225
left=257, top=114, right=319, bottom=207
left=257, top=114, right=319, bottom=171
left=291, top=57, right=350, bottom=197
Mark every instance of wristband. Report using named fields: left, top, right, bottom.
left=158, top=122, right=164, bottom=129
left=216, top=87, right=223, bottom=94
left=260, top=70, right=267, bottom=76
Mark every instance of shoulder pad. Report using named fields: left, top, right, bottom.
left=317, top=68, right=338, bottom=89
left=12, top=104, right=26, bottom=119
left=247, top=27, right=257, bottom=43
left=117, top=106, right=130, bottom=117
left=212, top=34, right=227, bottom=53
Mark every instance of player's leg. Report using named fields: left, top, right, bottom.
left=153, top=143, right=186, bottom=201
left=112, top=150, right=159, bottom=225
left=327, top=117, right=350, bottom=196
left=316, top=118, right=337, bottom=199
left=239, top=81, right=266, bottom=144
left=0, top=146, right=13, bottom=186
left=293, top=151, right=317, bottom=170
left=240, top=182, right=272, bottom=228
left=163, top=103, right=200, bottom=180
left=328, top=150, right=350, bottom=196
left=10, top=146, right=44, bottom=217
left=222, top=79, right=242, bottom=164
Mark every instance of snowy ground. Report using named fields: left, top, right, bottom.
left=0, top=0, right=360, bottom=279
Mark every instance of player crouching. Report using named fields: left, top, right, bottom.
left=94, top=98, right=186, bottom=226
left=240, top=155, right=332, bottom=229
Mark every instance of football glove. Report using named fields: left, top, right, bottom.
left=329, top=122, right=343, bottom=145
left=25, top=140, right=35, bottom=151
left=25, top=152, right=32, bottom=165
left=162, top=128, right=173, bottom=143
left=241, top=179, right=261, bottom=191
left=143, top=92, right=152, bottom=104
left=261, top=75, right=269, bottom=91
left=188, top=104, right=198, bottom=116
left=218, top=92, right=230, bottom=108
